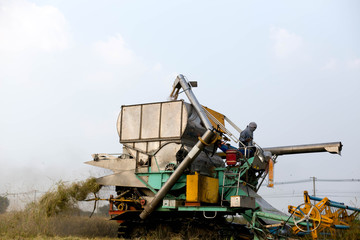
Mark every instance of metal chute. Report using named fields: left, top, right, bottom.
left=263, top=142, right=342, bottom=156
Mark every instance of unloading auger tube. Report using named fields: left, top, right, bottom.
left=263, top=142, right=342, bottom=156
left=139, top=74, right=216, bottom=220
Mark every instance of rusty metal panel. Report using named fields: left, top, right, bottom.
left=123, top=143, right=136, bottom=158
left=147, top=141, right=160, bottom=152
left=120, top=105, right=141, bottom=141
left=96, top=171, right=147, bottom=188
left=160, top=101, right=183, bottom=138
left=141, top=104, right=161, bottom=139
left=151, top=142, right=180, bottom=171
left=85, top=157, right=135, bottom=171
left=135, top=142, right=148, bottom=165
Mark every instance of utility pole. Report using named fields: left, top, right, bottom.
left=312, top=177, right=316, bottom=205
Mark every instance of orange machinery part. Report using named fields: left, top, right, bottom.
left=267, top=159, right=274, bottom=187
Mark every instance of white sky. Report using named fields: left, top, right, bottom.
left=0, top=0, right=359, bottom=212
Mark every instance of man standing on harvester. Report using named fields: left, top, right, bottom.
left=239, top=122, right=257, bottom=157
left=239, top=122, right=257, bottom=147
left=218, top=122, right=257, bottom=159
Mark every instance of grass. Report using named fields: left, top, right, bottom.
left=296, top=219, right=360, bottom=240
left=0, top=211, right=119, bottom=239
left=0, top=211, right=227, bottom=240
left=334, top=219, right=360, bottom=240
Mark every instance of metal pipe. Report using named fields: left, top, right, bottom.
left=308, top=195, right=345, bottom=205
left=326, top=202, right=360, bottom=212
left=139, top=129, right=215, bottom=219
left=334, top=225, right=350, bottom=229
left=263, top=142, right=342, bottom=156
left=308, top=195, right=360, bottom=212
left=312, top=177, right=316, bottom=201
left=173, top=74, right=213, bottom=130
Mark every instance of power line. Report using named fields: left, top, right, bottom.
left=317, top=179, right=360, bottom=182
left=274, top=178, right=360, bottom=185
left=0, top=190, right=45, bottom=196
left=274, top=179, right=310, bottom=185
left=1, top=188, right=114, bottom=198
left=267, top=177, right=360, bottom=201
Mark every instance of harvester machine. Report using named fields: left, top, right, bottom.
left=86, top=74, right=342, bottom=239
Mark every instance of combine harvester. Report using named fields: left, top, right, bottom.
left=86, top=75, right=354, bottom=239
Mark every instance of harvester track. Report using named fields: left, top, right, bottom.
left=117, top=217, right=253, bottom=239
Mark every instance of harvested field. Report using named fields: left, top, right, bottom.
left=0, top=213, right=118, bottom=239
left=1, top=210, right=359, bottom=239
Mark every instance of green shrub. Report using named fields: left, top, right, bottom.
left=0, top=196, right=9, bottom=214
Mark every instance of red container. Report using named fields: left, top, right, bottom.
left=226, top=149, right=238, bottom=166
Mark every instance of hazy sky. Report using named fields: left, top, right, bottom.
left=1, top=0, right=359, bottom=211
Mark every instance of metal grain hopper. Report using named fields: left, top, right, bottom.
left=88, top=99, right=224, bottom=191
